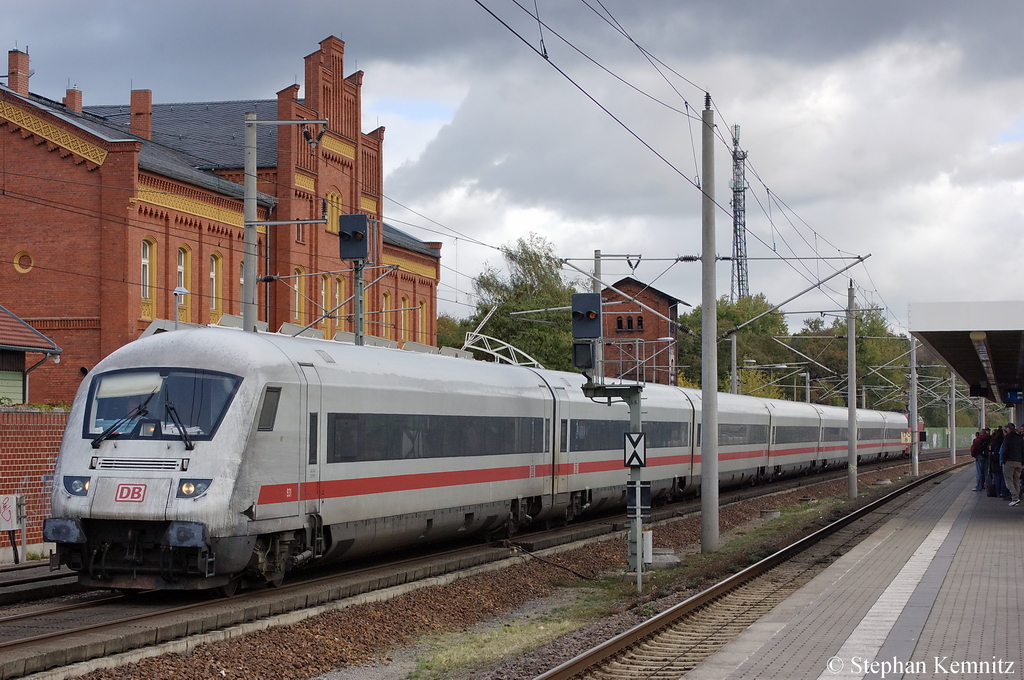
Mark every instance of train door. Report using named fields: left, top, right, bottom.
left=552, top=386, right=570, bottom=497
left=299, top=363, right=323, bottom=515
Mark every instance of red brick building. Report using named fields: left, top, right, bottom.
left=0, top=304, right=61, bottom=404
left=601, top=277, right=681, bottom=385
left=0, top=38, right=441, bottom=404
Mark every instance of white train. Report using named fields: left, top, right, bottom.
left=44, top=327, right=908, bottom=595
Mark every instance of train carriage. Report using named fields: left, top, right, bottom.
left=765, top=398, right=824, bottom=476
left=709, top=392, right=771, bottom=486
left=44, top=327, right=909, bottom=593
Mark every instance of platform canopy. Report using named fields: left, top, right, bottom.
left=909, top=302, right=1024, bottom=405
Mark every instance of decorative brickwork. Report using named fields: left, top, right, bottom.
left=0, top=38, right=440, bottom=404
left=0, top=101, right=108, bottom=166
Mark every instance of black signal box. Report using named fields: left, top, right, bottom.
left=338, top=214, right=369, bottom=260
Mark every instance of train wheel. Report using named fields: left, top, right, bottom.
left=266, top=571, right=285, bottom=588
left=216, top=576, right=240, bottom=598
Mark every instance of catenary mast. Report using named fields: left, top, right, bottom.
left=730, top=125, right=749, bottom=301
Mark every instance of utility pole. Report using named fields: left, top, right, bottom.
left=242, top=114, right=328, bottom=333
left=910, top=338, right=919, bottom=476
left=949, top=376, right=956, bottom=464
left=701, top=94, right=719, bottom=553
left=730, top=335, right=738, bottom=394
left=847, top=281, right=857, bottom=500
left=242, top=113, right=258, bottom=332
left=730, top=125, right=749, bottom=302
left=593, top=250, right=603, bottom=382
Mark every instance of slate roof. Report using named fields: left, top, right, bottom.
left=0, top=304, right=61, bottom=354
left=7, top=87, right=439, bottom=261
left=383, top=223, right=440, bottom=259
left=85, top=100, right=281, bottom=170
left=606, top=277, right=685, bottom=306
left=1, top=86, right=274, bottom=207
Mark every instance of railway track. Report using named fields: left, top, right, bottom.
left=0, top=453, right=953, bottom=679
left=534, top=460, right=967, bottom=680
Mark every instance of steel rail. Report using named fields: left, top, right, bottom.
left=534, top=460, right=969, bottom=680
left=0, top=570, right=75, bottom=589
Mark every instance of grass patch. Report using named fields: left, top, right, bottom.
left=405, top=481, right=909, bottom=678
left=407, top=589, right=612, bottom=679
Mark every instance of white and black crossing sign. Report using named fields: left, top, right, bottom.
left=624, top=432, right=646, bottom=467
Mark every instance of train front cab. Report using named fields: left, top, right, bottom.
left=44, top=362, right=254, bottom=593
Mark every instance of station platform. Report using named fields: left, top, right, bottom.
left=685, top=465, right=1023, bottom=680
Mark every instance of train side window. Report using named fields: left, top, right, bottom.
left=257, top=387, right=282, bottom=431
left=308, top=412, right=318, bottom=465
left=560, top=419, right=568, bottom=453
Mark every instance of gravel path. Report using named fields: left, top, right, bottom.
left=74, top=460, right=950, bottom=680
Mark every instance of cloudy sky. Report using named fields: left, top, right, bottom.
left=6, top=1, right=1024, bottom=336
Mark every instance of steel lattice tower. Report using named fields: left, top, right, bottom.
left=730, top=125, right=749, bottom=301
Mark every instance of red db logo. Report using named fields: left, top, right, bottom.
left=115, top=484, right=147, bottom=503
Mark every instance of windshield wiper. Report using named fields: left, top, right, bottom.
left=164, top=401, right=195, bottom=451
left=91, top=389, right=158, bottom=449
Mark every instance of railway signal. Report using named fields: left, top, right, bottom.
left=338, top=214, right=369, bottom=260
left=571, top=292, right=602, bottom=338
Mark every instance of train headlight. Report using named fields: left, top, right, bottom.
left=63, top=476, right=91, bottom=497
left=176, top=478, right=212, bottom=498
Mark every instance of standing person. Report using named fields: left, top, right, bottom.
left=1000, top=423, right=1024, bottom=506
left=972, top=429, right=990, bottom=491
left=989, top=426, right=1005, bottom=497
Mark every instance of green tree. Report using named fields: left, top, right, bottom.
left=436, top=313, right=473, bottom=350
left=788, top=309, right=910, bottom=410
left=464, top=234, right=582, bottom=371
left=676, top=294, right=790, bottom=392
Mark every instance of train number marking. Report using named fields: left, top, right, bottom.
left=115, top=483, right=147, bottom=503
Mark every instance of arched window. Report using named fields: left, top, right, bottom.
left=616, top=316, right=623, bottom=330
left=176, top=246, right=191, bottom=322
left=141, top=239, right=156, bottom=320
left=401, top=295, right=410, bottom=342
left=335, top=276, right=345, bottom=333
left=419, top=299, right=427, bottom=344
left=382, top=291, right=392, bottom=340
left=325, top=192, right=343, bottom=234
left=209, top=253, right=223, bottom=323
left=637, top=315, right=644, bottom=331
left=293, top=267, right=305, bottom=324
left=321, top=275, right=330, bottom=335
left=626, top=316, right=633, bottom=331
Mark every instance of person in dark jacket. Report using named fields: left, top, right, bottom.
left=989, top=427, right=1006, bottom=497
left=1000, top=423, right=1024, bottom=506
left=972, top=429, right=990, bottom=491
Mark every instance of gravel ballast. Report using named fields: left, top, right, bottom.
left=64, top=460, right=953, bottom=680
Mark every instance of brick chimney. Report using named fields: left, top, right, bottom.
left=7, top=49, right=30, bottom=96
left=130, top=89, right=152, bottom=140
left=63, top=87, right=82, bottom=113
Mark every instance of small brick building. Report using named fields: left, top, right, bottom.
left=0, top=37, right=441, bottom=404
left=601, top=277, right=681, bottom=385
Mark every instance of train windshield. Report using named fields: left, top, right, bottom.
left=84, top=368, right=242, bottom=444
